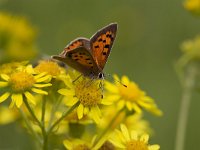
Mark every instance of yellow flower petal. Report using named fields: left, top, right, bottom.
left=1, top=74, right=10, bottom=81
left=120, top=124, right=130, bottom=141
left=58, top=89, right=75, bottom=96
left=117, top=100, right=125, bottom=110
left=35, top=75, right=51, bottom=82
left=63, top=140, right=73, bottom=149
left=110, top=140, right=125, bottom=149
left=64, top=96, right=78, bottom=106
left=26, top=65, right=34, bottom=74
left=11, top=93, right=23, bottom=108
left=115, top=129, right=126, bottom=144
left=90, top=106, right=101, bottom=124
left=148, top=145, right=160, bottom=150
left=105, top=81, right=119, bottom=93
left=140, top=134, right=149, bottom=143
left=33, top=83, right=52, bottom=88
left=24, top=91, right=36, bottom=105
left=101, top=95, right=120, bottom=105
left=113, top=74, right=120, bottom=81
left=77, top=104, right=84, bottom=119
left=34, top=72, right=46, bottom=79
left=0, top=92, right=10, bottom=103
left=9, top=98, right=15, bottom=108
left=130, top=131, right=138, bottom=140
left=0, top=81, right=8, bottom=88
left=121, top=75, right=130, bottom=85
left=32, top=88, right=48, bottom=95
left=126, top=101, right=133, bottom=111
left=84, top=107, right=89, bottom=115
left=132, top=103, right=142, bottom=114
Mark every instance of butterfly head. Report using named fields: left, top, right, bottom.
left=98, top=72, right=104, bottom=79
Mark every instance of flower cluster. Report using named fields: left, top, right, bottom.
left=0, top=12, right=37, bottom=62
left=0, top=12, right=162, bottom=150
left=0, top=60, right=162, bottom=149
left=184, top=0, right=200, bottom=16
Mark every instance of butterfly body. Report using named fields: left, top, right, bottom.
left=52, top=23, right=117, bottom=79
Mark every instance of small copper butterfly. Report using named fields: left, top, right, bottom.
left=52, top=23, right=117, bottom=79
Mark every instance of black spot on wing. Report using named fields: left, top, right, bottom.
left=103, top=52, right=107, bottom=55
left=98, top=38, right=102, bottom=42
left=104, top=44, right=109, bottom=48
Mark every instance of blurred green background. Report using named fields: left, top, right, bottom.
left=1, top=0, right=200, bottom=149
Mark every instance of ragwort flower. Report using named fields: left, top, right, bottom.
left=0, top=65, right=52, bottom=108
left=104, top=75, right=162, bottom=116
left=184, top=0, right=200, bottom=16
left=58, top=71, right=113, bottom=124
left=34, top=60, right=66, bottom=78
left=109, top=124, right=160, bottom=150
left=63, top=135, right=108, bottom=150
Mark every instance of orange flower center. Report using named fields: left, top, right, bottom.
left=75, top=78, right=102, bottom=107
left=73, top=144, right=90, bottom=150
left=35, top=60, right=61, bottom=76
left=9, top=71, right=35, bottom=92
left=126, top=140, right=148, bottom=150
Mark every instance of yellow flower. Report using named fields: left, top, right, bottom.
left=109, top=124, right=160, bottom=150
left=0, top=65, right=52, bottom=108
left=104, top=75, right=162, bottom=116
left=0, top=106, right=19, bottom=124
left=180, top=36, right=200, bottom=62
left=0, top=61, right=28, bottom=75
left=0, top=12, right=37, bottom=61
left=184, top=0, right=200, bottom=16
left=34, top=60, right=65, bottom=78
left=99, top=106, right=152, bottom=136
left=58, top=71, right=113, bottom=124
left=63, top=135, right=108, bottom=150
left=125, top=114, right=152, bottom=136
left=23, top=96, right=67, bottom=134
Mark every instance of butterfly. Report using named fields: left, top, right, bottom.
left=52, top=23, right=117, bottom=80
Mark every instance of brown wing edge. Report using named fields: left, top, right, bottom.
left=90, top=23, right=118, bottom=42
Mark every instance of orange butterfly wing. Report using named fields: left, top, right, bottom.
left=90, top=23, right=117, bottom=70
left=52, top=38, right=99, bottom=76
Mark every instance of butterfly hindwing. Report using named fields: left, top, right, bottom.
left=90, top=23, right=117, bottom=70
left=52, top=46, right=99, bottom=76
left=60, top=38, right=90, bottom=55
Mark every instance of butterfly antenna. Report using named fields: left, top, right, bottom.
left=106, top=73, right=127, bottom=88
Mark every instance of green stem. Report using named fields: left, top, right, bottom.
left=47, top=95, right=62, bottom=129
left=41, top=97, right=47, bottom=127
left=93, top=108, right=124, bottom=147
left=41, top=97, right=48, bottom=150
left=23, top=98, right=43, bottom=129
left=19, top=109, right=41, bottom=145
left=175, top=65, right=197, bottom=150
left=47, top=101, right=80, bottom=135
left=23, top=98, right=48, bottom=150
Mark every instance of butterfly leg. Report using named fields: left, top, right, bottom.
left=72, top=74, right=83, bottom=84
left=84, top=75, right=96, bottom=88
left=99, top=79, right=104, bottom=99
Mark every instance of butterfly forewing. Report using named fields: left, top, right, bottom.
left=90, top=23, right=117, bottom=70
